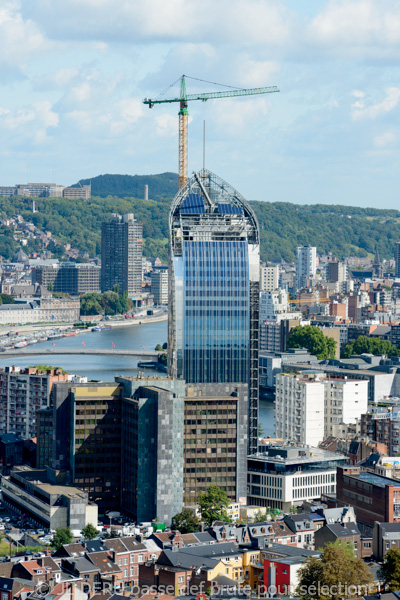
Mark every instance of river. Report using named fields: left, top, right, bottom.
left=0, top=320, right=275, bottom=437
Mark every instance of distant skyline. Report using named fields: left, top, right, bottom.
left=1, top=1, right=400, bottom=208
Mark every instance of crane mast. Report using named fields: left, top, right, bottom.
left=144, top=75, right=279, bottom=190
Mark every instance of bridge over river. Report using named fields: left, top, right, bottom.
left=1, top=348, right=162, bottom=359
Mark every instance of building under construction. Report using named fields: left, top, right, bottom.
left=168, top=169, right=260, bottom=454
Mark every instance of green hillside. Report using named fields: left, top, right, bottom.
left=0, top=174, right=399, bottom=263
left=74, top=172, right=178, bottom=200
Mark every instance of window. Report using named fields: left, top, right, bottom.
left=124, top=557, right=128, bottom=565
left=130, top=554, right=134, bottom=563
left=118, top=558, right=122, bottom=566
left=138, top=554, right=144, bottom=562
left=124, top=569, right=128, bottom=577
left=178, top=576, right=184, bottom=584
left=130, top=567, right=135, bottom=576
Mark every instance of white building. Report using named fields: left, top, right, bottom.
left=247, top=445, right=346, bottom=511
left=275, top=373, right=325, bottom=446
left=151, top=268, right=168, bottom=305
left=296, top=246, right=317, bottom=290
left=260, top=265, right=279, bottom=292
left=275, top=372, right=369, bottom=446
left=326, top=378, right=368, bottom=434
left=0, top=297, right=80, bottom=325
left=260, top=289, right=302, bottom=323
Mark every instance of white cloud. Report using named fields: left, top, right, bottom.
left=24, top=0, right=293, bottom=46
left=308, top=0, right=400, bottom=57
left=0, top=100, right=59, bottom=143
left=0, top=1, right=48, bottom=77
left=155, top=114, right=178, bottom=138
left=351, top=87, right=400, bottom=120
left=374, top=130, right=396, bottom=148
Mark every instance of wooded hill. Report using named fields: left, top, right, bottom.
left=1, top=173, right=399, bottom=263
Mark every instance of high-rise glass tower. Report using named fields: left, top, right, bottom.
left=168, top=170, right=260, bottom=453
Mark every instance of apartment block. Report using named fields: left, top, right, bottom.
left=101, top=213, right=143, bottom=296
left=275, top=372, right=368, bottom=446
left=0, top=366, right=68, bottom=439
left=150, top=267, right=168, bottom=305
left=295, top=246, right=316, bottom=290
left=260, top=265, right=279, bottom=292
left=275, top=373, right=325, bottom=446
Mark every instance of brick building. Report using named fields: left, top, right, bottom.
left=335, top=466, right=400, bottom=526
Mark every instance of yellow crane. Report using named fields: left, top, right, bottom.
left=143, top=75, right=279, bottom=190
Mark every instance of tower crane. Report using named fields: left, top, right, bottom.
left=143, top=75, right=279, bottom=190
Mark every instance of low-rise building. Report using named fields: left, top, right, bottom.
left=1, top=465, right=98, bottom=529
left=0, top=297, right=80, bottom=324
left=373, top=521, right=400, bottom=561
left=247, top=445, right=345, bottom=512
left=334, top=466, right=400, bottom=526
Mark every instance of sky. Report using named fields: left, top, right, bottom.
left=1, top=0, right=400, bottom=208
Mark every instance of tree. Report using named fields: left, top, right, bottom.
left=52, top=527, right=73, bottom=550
left=47, top=282, right=54, bottom=292
left=0, top=293, right=15, bottom=305
left=171, top=509, right=201, bottom=533
left=198, top=485, right=231, bottom=526
left=288, top=325, right=336, bottom=360
left=81, top=523, right=98, bottom=541
left=155, top=344, right=163, bottom=351
left=379, top=548, right=400, bottom=591
left=297, top=540, right=373, bottom=599
left=253, top=509, right=267, bottom=523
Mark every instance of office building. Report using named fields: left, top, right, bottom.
left=62, top=185, right=91, bottom=199
left=150, top=267, right=168, bottom=305
left=295, top=246, right=316, bottom=290
left=335, top=466, right=400, bottom=526
left=275, top=372, right=368, bottom=446
left=0, top=366, right=68, bottom=439
left=183, top=383, right=248, bottom=506
left=260, top=265, right=279, bottom=292
left=101, top=213, right=143, bottom=295
left=15, top=183, right=64, bottom=197
left=40, top=377, right=185, bottom=523
left=32, top=262, right=100, bottom=295
left=117, top=376, right=185, bottom=525
left=1, top=465, right=97, bottom=529
left=168, top=169, right=260, bottom=453
left=247, top=445, right=345, bottom=511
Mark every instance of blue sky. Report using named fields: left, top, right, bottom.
left=1, top=0, right=400, bottom=208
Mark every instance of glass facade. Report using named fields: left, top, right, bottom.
left=169, top=170, right=260, bottom=453
left=182, top=240, right=249, bottom=383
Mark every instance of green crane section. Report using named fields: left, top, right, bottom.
left=143, top=75, right=279, bottom=189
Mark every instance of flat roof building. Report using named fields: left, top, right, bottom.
left=247, top=445, right=346, bottom=512
left=1, top=465, right=97, bottom=529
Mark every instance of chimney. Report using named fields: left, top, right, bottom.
left=144, top=185, right=149, bottom=201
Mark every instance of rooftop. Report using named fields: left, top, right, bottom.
left=249, top=445, right=345, bottom=465
left=356, top=471, right=400, bottom=488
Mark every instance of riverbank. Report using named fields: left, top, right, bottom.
left=0, top=312, right=167, bottom=337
